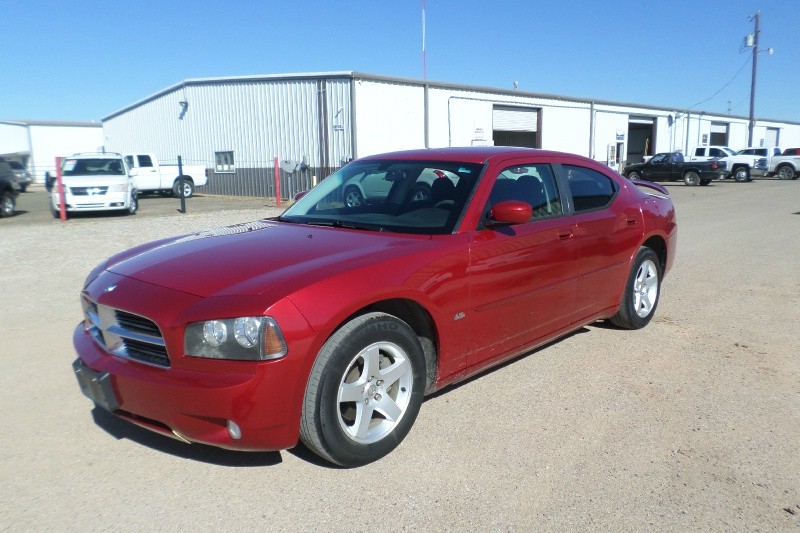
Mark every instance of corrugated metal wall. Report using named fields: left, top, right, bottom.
left=103, top=76, right=353, bottom=199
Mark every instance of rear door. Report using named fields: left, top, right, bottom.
left=562, top=163, right=644, bottom=318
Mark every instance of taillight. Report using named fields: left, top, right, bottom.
left=710, top=162, right=718, bottom=169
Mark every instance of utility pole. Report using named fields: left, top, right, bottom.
left=747, top=10, right=760, bottom=147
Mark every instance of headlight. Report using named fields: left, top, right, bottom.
left=185, top=316, right=287, bottom=361
left=107, top=184, right=129, bottom=193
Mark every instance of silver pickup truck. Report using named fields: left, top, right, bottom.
left=763, top=148, right=800, bottom=180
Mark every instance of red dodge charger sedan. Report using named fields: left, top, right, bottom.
left=72, top=147, right=677, bottom=466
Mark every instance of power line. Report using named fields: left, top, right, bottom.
left=686, top=57, right=751, bottom=111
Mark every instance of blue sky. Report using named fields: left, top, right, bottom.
left=3, top=0, right=798, bottom=123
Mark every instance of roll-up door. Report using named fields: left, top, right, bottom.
left=493, top=106, right=538, bottom=132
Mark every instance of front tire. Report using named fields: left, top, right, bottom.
left=0, top=190, right=15, bottom=217
left=683, top=171, right=700, bottom=186
left=610, top=247, right=662, bottom=330
left=776, top=165, right=795, bottom=181
left=300, top=313, right=426, bottom=467
left=627, top=171, right=641, bottom=180
left=733, top=167, right=750, bottom=182
left=126, top=192, right=138, bottom=215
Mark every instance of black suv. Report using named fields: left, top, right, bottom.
left=0, top=157, right=19, bottom=217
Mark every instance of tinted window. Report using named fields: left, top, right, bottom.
left=564, top=165, right=617, bottom=213
left=138, top=155, right=154, bottom=167
left=485, top=164, right=563, bottom=221
left=694, top=148, right=704, bottom=156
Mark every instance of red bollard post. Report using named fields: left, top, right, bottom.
left=55, top=156, right=67, bottom=221
left=273, top=156, right=281, bottom=208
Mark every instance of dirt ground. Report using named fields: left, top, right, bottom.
left=2, top=181, right=799, bottom=531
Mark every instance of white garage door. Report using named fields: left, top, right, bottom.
left=493, top=106, right=538, bottom=132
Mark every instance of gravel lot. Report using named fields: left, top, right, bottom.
left=2, top=181, right=799, bottom=531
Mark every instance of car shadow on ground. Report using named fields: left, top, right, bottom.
left=90, top=408, right=284, bottom=467
left=424, top=325, right=593, bottom=400
left=87, top=323, right=613, bottom=469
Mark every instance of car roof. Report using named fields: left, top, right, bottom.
left=68, top=152, right=124, bottom=159
left=356, top=146, right=595, bottom=165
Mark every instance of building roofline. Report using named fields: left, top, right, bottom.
left=100, top=71, right=800, bottom=126
left=0, top=119, right=101, bottom=128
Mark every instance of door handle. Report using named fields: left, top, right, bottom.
left=558, top=231, right=574, bottom=241
left=626, top=217, right=638, bottom=226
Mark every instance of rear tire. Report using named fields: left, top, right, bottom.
left=776, top=165, right=795, bottom=181
left=173, top=179, right=194, bottom=198
left=683, top=171, right=700, bottom=186
left=300, top=312, right=426, bottom=467
left=610, top=247, right=662, bottom=330
left=627, top=171, right=641, bottom=180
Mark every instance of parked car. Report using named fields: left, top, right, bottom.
left=686, top=146, right=737, bottom=162
left=6, top=160, right=33, bottom=192
left=71, top=147, right=677, bottom=467
left=623, top=152, right=727, bottom=185
left=726, top=146, right=782, bottom=181
left=124, top=153, right=207, bottom=198
left=51, top=152, right=137, bottom=217
left=0, top=158, right=19, bottom=217
left=762, top=150, right=800, bottom=180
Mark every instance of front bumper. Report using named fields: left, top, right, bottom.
left=71, top=271, right=317, bottom=452
left=73, top=323, right=305, bottom=451
left=53, top=191, right=130, bottom=212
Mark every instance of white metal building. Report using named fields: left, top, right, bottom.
left=102, top=71, right=800, bottom=198
left=0, top=120, right=104, bottom=183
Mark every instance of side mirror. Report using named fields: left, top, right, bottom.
left=294, top=191, right=308, bottom=201
left=487, top=200, right=531, bottom=227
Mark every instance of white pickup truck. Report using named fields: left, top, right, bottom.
left=686, top=146, right=738, bottom=162
left=724, top=147, right=780, bottom=181
left=124, top=153, right=207, bottom=197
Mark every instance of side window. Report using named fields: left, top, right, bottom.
left=694, top=148, right=704, bottom=156
left=138, top=155, right=153, bottom=167
left=564, top=165, right=618, bottom=213
left=124, top=155, right=134, bottom=168
left=215, top=151, right=235, bottom=173
left=709, top=148, right=721, bottom=157
left=485, top=164, right=562, bottom=221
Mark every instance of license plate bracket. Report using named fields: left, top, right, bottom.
left=72, top=359, right=120, bottom=412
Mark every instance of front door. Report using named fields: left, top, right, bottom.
left=466, top=161, right=578, bottom=366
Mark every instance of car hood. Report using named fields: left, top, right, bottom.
left=105, top=219, right=431, bottom=298
left=61, top=175, right=129, bottom=186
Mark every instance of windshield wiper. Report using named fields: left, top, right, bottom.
left=304, top=220, right=384, bottom=232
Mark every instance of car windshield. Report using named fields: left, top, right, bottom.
left=720, top=147, right=736, bottom=157
left=63, top=158, right=126, bottom=176
left=280, top=159, right=484, bottom=234
left=8, top=161, right=24, bottom=170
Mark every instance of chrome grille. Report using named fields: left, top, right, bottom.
left=71, top=186, right=109, bottom=196
left=82, top=297, right=169, bottom=367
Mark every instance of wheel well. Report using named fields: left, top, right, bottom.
left=174, top=176, right=193, bottom=184
left=348, top=299, right=439, bottom=393
left=642, top=235, right=667, bottom=271
left=731, top=164, right=749, bottom=170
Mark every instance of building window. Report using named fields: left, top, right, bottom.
left=215, top=151, right=235, bottom=173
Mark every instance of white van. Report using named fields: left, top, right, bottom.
left=51, top=152, right=137, bottom=217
